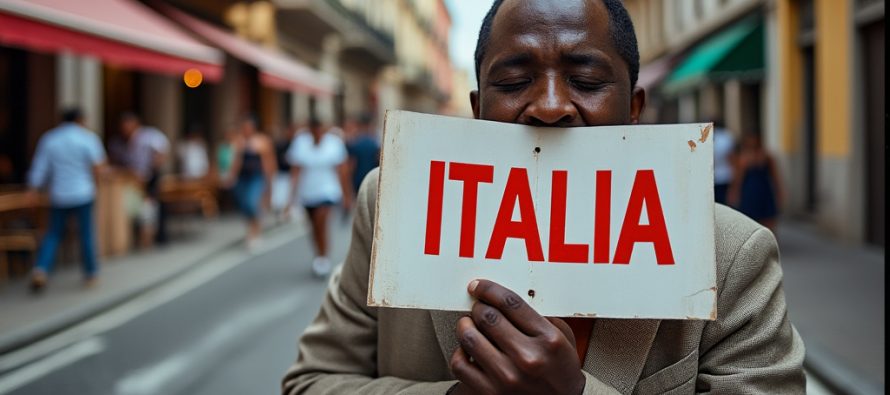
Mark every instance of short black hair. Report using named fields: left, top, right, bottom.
left=120, top=111, right=140, bottom=123
left=61, top=107, right=83, bottom=123
left=474, top=0, right=640, bottom=90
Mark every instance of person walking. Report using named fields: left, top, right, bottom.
left=345, top=113, right=380, bottom=199
left=225, top=115, right=276, bottom=250
left=728, top=132, right=784, bottom=232
left=286, top=118, right=351, bottom=277
left=28, top=108, right=107, bottom=291
left=712, top=118, right=735, bottom=204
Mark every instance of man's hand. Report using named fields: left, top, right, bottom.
left=449, top=280, right=586, bottom=395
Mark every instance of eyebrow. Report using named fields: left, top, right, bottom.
left=487, top=53, right=533, bottom=74
left=562, top=53, right=614, bottom=72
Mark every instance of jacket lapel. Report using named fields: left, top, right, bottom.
left=584, top=319, right=660, bottom=395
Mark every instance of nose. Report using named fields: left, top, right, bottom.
left=521, top=75, right=580, bottom=127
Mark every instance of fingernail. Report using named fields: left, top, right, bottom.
left=468, top=280, right=479, bottom=293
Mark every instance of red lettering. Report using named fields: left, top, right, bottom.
left=485, top=168, right=544, bottom=261
left=449, top=162, right=494, bottom=258
left=613, top=170, right=675, bottom=265
left=423, top=161, right=446, bottom=255
left=548, top=170, right=588, bottom=263
left=593, top=170, right=611, bottom=264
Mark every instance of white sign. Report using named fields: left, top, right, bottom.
left=368, top=111, right=716, bottom=320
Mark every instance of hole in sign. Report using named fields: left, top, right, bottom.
left=534, top=147, right=541, bottom=154
left=528, top=289, right=536, bottom=298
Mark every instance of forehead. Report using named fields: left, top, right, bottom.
left=485, top=0, right=616, bottom=65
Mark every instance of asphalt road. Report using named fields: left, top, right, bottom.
left=0, top=216, right=352, bottom=395
left=0, top=212, right=840, bottom=395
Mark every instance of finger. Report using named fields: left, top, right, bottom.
left=450, top=343, right=497, bottom=395
left=470, top=301, right=531, bottom=361
left=545, top=317, right=576, bottom=345
left=455, top=316, right=517, bottom=388
left=468, top=279, right=550, bottom=336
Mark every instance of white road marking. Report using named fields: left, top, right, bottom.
left=114, top=292, right=307, bottom=395
left=0, top=224, right=306, bottom=390
left=805, top=370, right=838, bottom=395
left=0, top=337, right=106, bottom=395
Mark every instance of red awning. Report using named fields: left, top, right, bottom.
left=160, top=5, right=338, bottom=97
left=0, top=0, right=223, bottom=81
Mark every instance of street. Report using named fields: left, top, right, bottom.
left=0, top=217, right=351, bottom=395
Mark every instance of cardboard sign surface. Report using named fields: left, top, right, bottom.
left=369, top=111, right=716, bottom=319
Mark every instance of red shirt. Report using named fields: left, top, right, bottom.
left=564, top=318, right=594, bottom=363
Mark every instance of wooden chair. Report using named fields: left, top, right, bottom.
left=159, top=176, right=219, bottom=218
left=0, top=191, right=48, bottom=281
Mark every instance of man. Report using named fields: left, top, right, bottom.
left=345, top=113, right=380, bottom=198
left=282, top=1, right=805, bottom=394
left=119, top=112, right=171, bottom=247
left=28, top=108, right=106, bottom=291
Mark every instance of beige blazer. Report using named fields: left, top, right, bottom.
left=283, top=169, right=805, bottom=394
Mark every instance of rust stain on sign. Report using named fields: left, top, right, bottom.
left=699, top=124, right=712, bottom=143
left=687, top=140, right=697, bottom=152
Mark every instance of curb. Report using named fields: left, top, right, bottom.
left=804, top=343, right=884, bottom=395
left=0, top=218, right=293, bottom=358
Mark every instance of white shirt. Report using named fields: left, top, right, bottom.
left=177, top=140, right=209, bottom=179
left=713, top=128, right=735, bottom=185
left=286, top=132, right=347, bottom=205
left=28, top=123, right=106, bottom=207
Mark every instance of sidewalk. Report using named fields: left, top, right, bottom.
left=0, top=215, right=257, bottom=355
left=778, top=221, right=885, bottom=394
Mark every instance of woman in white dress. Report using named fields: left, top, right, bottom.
left=286, top=118, right=352, bottom=277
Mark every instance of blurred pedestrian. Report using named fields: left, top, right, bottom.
left=225, top=115, right=276, bottom=250
left=271, top=123, right=301, bottom=222
left=712, top=118, right=735, bottom=205
left=177, top=125, right=209, bottom=180
left=286, top=118, right=351, bottom=277
left=345, top=113, right=380, bottom=199
left=728, top=132, right=784, bottom=232
left=27, top=108, right=107, bottom=291
left=216, top=127, right=236, bottom=184
left=119, top=112, right=171, bottom=247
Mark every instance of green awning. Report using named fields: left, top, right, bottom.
left=662, top=16, right=764, bottom=95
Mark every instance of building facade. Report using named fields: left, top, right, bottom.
left=627, top=0, right=884, bottom=247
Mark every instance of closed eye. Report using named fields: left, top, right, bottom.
left=569, top=77, right=609, bottom=92
left=492, top=78, right=531, bottom=91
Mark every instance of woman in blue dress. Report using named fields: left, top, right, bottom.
left=728, top=132, right=784, bottom=232
left=225, top=115, right=276, bottom=250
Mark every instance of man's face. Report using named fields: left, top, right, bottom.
left=471, top=0, right=644, bottom=127
left=120, top=119, right=138, bottom=138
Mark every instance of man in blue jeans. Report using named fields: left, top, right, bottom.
left=28, top=108, right=107, bottom=291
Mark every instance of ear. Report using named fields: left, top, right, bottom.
left=629, top=86, right=646, bottom=125
left=470, top=90, right=481, bottom=119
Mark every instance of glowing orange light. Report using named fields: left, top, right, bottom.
left=183, top=69, right=203, bottom=88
